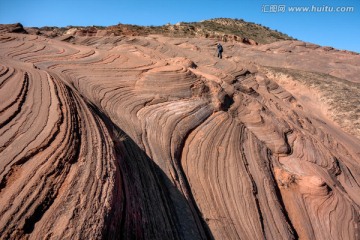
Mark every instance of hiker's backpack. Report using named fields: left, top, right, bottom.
left=218, top=45, right=223, bottom=52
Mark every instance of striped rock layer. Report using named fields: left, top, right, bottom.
left=0, top=32, right=359, bottom=240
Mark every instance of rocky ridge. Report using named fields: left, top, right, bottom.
left=11, top=18, right=295, bottom=45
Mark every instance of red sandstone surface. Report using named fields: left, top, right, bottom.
left=0, top=23, right=359, bottom=239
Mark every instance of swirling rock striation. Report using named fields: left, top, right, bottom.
left=0, top=29, right=359, bottom=240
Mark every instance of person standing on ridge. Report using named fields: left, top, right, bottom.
left=217, top=43, right=223, bottom=59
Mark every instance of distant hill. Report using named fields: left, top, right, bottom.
left=14, top=18, right=294, bottom=45
left=105, top=18, right=295, bottom=44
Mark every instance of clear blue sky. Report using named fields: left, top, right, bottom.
left=1, top=0, right=359, bottom=52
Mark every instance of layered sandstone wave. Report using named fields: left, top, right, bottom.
left=0, top=30, right=359, bottom=239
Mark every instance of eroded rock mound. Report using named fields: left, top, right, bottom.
left=0, top=29, right=359, bottom=240
left=0, top=23, right=27, bottom=34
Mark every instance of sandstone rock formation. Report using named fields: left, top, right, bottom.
left=15, top=18, right=292, bottom=45
left=0, top=23, right=359, bottom=239
left=0, top=23, right=27, bottom=34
